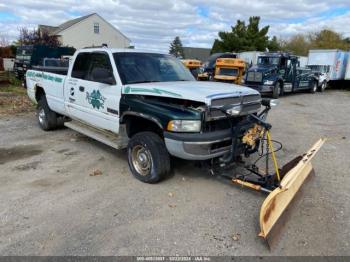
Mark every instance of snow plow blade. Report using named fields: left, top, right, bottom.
left=258, top=138, right=325, bottom=246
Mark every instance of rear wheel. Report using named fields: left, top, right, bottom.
left=127, top=132, right=170, bottom=183
left=272, top=82, right=281, bottom=99
left=37, top=96, right=59, bottom=131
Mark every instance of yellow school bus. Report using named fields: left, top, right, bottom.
left=214, top=58, right=246, bottom=84
left=181, top=59, right=202, bottom=78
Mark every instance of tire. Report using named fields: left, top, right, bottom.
left=309, top=81, right=317, bottom=94
left=272, top=82, right=281, bottom=99
left=127, top=131, right=171, bottom=183
left=318, top=81, right=327, bottom=92
left=37, top=96, right=59, bottom=131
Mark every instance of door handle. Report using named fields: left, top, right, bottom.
left=79, top=86, right=85, bottom=92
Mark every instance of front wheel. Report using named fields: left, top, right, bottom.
left=127, top=132, right=171, bottom=183
left=272, top=82, right=281, bottom=99
left=318, top=81, right=327, bottom=92
left=309, top=81, right=317, bottom=93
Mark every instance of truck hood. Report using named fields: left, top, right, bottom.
left=122, top=81, right=259, bottom=105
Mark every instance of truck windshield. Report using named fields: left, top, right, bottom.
left=113, top=52, right=195, bottom=84
left=217, top=68, right=238, bottom=76
left=258, top=56, right=280, bottom=66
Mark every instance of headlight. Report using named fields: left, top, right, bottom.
left=167, top=120, right=201, bottom=132
left=225, top=105, right=242, bottom=116
left=264, top=80, right=274, bottom=85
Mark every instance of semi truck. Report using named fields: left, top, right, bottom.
left=244, top=52, right=318, bottom=98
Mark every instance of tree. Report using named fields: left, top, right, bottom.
left=169, top=36, right=184, bottom=58
left=280, top=29, right=350, bottom=56
left=17, top=27, right=61, bottom=47
left=280, top=34, right=310, bottom=56
left=0, top=34, right=10, bottom=47
left=267, top=36, right=281, bottom=51
left=211, top=16, right=271, bottom=53
left=309, top=29, right=349, bottom=50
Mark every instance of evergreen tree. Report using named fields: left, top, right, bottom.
left=169, top=36, right=185, bottom=58
left=211, top=16, right=270, bottom=53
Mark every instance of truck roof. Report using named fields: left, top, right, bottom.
left=79, top=47, right=168, bottom=55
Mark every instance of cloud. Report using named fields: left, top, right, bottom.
left=0, top=0, right=349, bottom=51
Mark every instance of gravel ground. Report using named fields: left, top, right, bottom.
left=0, top=90, right=349, bottom=256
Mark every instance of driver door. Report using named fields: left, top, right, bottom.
left=65, top=52, right=121, bottom=133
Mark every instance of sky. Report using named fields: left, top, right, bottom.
left=0, top=0, right=350, bottom=51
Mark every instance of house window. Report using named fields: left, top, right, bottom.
left=94, top=23, right=99, bottom=34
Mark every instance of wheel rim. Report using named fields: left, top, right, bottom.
left=131, top=145, right=152, bottom=176
left=38, top=108, right=46, bottom=125
left=322, top=82, right=326, bottom=90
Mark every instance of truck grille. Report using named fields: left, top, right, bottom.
left=207, top=94, right=261, bottom=121
left=247, top=72, right=262, bottom=82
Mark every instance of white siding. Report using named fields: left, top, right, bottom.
left=58, top=14, right=130, bottom=49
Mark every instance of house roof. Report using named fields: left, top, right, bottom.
left=40, top=13, right=130, bottom=42
left=38, top=25, right=59, bottom=35
left=52, top=13, right=95, bottom=35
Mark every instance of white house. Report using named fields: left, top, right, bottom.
left=38, top=13, right=131, bottom=49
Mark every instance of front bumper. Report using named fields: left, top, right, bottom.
left=164, top=129, right=232, bottom=160
left=245, top=84, right=274, bottom=93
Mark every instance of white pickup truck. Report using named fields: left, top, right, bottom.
left=27, top=47, right=271, bottom=183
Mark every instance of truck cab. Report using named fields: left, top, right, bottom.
left=244, top=52, right=318, bottom=98
left=307, top=65, right=330, bottom=92
left=213, top=58, right=245, bottom=84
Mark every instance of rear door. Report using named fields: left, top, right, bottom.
left=64, top=51, right=121, bottom=133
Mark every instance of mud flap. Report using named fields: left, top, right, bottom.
left=258, top=138, right=326, bottom=246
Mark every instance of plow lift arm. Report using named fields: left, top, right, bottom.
left=216, top=98, right=325, bottom=248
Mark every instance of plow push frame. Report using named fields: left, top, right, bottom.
left=210, top=98, right=325, bottom=248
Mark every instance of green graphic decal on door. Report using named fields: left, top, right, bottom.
left=86, top=90, right=106, bottom=109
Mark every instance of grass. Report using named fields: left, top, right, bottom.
left=0, top=84, right=27, bottom=95
left=0, top=80, right=35, bottom=115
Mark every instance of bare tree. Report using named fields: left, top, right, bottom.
left=17, top=27, right=61, bottom=47
left=0, top=34, right=10, bottom=47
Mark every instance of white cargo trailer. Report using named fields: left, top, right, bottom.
left=307, top=49, right=349, bottom=81
left=238, top=51, right=262, bottom=66
left=298, top=56, right=308, bottom=67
